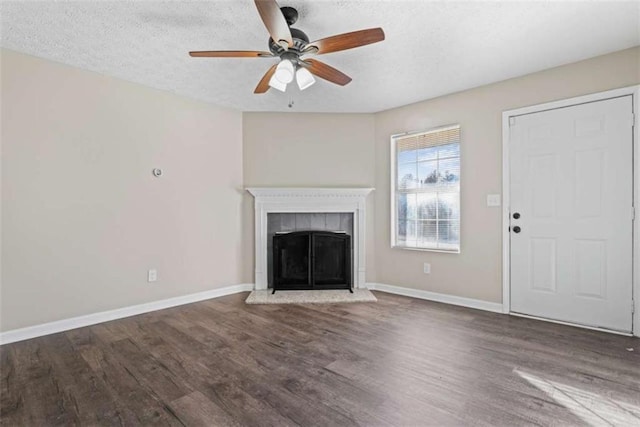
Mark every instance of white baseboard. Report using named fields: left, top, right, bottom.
left=0, top=283, right=254, bottom=345
left=366, top=282, right=504, bottom=313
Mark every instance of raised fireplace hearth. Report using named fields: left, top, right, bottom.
left=247, top=188, right=373, bottom=291
left=273, top=230, right=352, bottom=293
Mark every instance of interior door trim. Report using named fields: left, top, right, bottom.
left=501, top=84, right=640, bottom=337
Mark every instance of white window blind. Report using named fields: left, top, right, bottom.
left=392, top=125, right=461, bottom=252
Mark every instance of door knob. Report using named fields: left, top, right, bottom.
left=513, top=226, right=521, bottom=233
left=513, top=212, right=521, bottom=219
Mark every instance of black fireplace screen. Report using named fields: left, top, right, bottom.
left=273, top=231, right=351, bottom=292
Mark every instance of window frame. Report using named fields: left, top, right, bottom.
left=390, top=124, right=461, bottom=253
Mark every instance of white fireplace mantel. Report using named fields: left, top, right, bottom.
left=247, top=187, right=374, bottom=290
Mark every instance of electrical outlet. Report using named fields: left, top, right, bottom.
left=423, top=263, right=431, bottom=274
left=148, top=269, right=157, bottom=282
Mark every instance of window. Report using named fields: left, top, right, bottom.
left=391, top=125, right=460, bottom=252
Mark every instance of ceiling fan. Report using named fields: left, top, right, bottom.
left=189, top=0, right=385, bottom=94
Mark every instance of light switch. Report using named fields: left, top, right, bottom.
left=487, top=194, right=501, bottom=207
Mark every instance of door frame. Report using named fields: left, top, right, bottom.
left=501, top=85, right=640, bottom=337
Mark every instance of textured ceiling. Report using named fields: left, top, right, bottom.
left=1, top=1, right=639, bottom=113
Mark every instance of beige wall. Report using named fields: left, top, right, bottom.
left=2, top=46, right=638, bottom=332
left=374, top=46, right=640, bottom=302
left=1, top=49, right=244, bottom=331
left=241, top=48, right=639, bottom=303
left=241, top=113, right=376, bottom=283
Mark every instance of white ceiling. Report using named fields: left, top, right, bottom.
left=1, top=1, right=639, bottom=113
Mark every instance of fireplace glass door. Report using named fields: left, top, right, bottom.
left=273, top=231, right=351, bottom=292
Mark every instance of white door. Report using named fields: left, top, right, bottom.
left=510, top=96, right=634, bottom=333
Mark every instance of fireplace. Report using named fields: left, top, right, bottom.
left=247, top=187, right=374, bottom=291
left=273, top=231, right=352, bottom=293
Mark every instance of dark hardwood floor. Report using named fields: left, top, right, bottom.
left=1, top=291, right=639, bottom=426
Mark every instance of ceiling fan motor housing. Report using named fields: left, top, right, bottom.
left=268, top=7, right=309, bottom=57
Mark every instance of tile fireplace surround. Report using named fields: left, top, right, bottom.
left=246, top=188, right=374, bottom=291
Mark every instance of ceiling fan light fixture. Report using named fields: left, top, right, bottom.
left=268, top=74, right=287, bottom=92
left=274, top=59, right=295, bottom=84
left=296, top=66, right=316, bottom=90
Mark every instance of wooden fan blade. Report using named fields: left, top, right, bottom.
left=302, top=59, right=352, bottom=86
left=306, top=28, right=385, bottom=55
left=189, top=51, right=273, bottom=58
left=254, top=0, right=293, bottom=48
left=254, top=64, right=278, bottom=94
